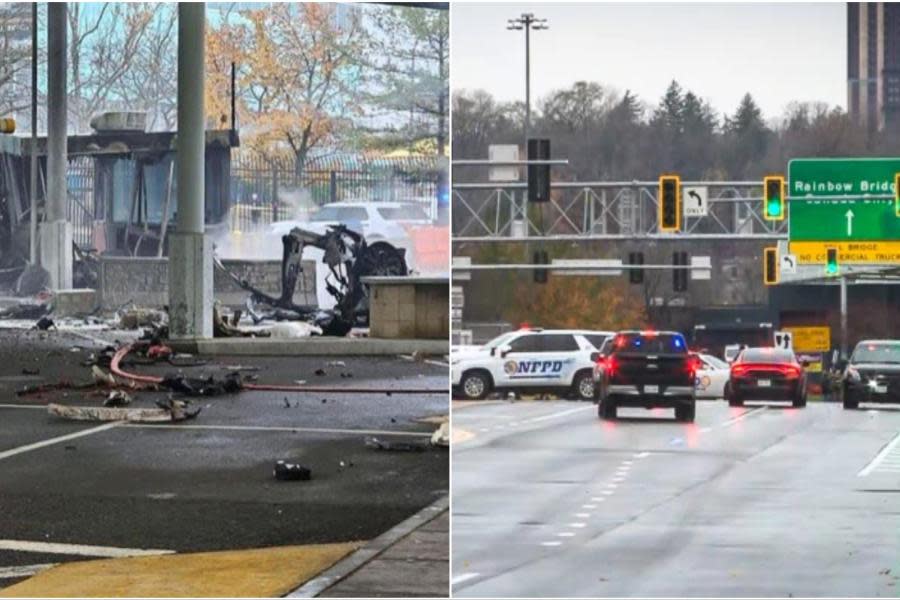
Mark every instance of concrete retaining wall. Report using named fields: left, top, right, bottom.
left=365, top=276, right=449, bottom=340
left=97, top=256, right=316, bottom=310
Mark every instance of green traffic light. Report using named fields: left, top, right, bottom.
left=826, top=262, right=838, bottom=275
left=767, top=199, right=782, bottom=217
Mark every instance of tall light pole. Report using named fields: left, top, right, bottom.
left=507, top=13, right=548, bottom=146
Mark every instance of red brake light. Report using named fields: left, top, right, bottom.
left=732, top=364, right=749, bottom=377
left=606, top=356, right=618, bottom=378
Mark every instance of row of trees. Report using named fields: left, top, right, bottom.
left=453, top=80, right=900, bottom=182
left=0, top=3, right=448, bottom=172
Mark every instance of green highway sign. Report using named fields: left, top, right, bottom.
left=788, top=158, right=900, bottom=242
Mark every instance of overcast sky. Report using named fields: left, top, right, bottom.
left=451, top=2, right=846, bottom=120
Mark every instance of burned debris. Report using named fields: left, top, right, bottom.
left=217, top=223, right=408, bottom=336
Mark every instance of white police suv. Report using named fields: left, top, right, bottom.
left=451, top=329, right=613, bottom=400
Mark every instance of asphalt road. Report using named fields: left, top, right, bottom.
left=452, top=399, right=900, bottom=598
left=0, top=328, right=448, bottom=589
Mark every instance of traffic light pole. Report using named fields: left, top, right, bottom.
left=840, top=275, right=848, bottom=359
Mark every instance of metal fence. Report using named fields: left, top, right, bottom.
left=67, top=156, right=94, bottom=249
left=230, top=153, right=441, bottom=232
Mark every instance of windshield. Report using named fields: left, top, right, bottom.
left=851, top=343, right=900, bottom=364
left=612, top=333, right=687, bottom=354
left=702, top=354, right=729, bottom=370
left=377, top=205, right=430, bottom=221
left=484, top=331, right=519, bottom=350
left=311, top=206, right=369, bottom=223
left=738, top=348, right=795, bottom=364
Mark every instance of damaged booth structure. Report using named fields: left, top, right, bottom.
left=0, top=123, right=317, bottom=315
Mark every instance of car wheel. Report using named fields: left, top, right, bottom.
left=460, top=370, right=491, bottom=400
left=842, top=386, right=859, bottom=410
left=598, top=398, right=617, bottom=420
left=572, top=371, right=596, bottom=402
left=728, top=395, right=743, bottom=407
left=675, top=402, right=696, bottom=422
left=792, top=395, right=807, bottom=408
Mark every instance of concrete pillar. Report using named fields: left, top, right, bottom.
left=168, top=2, right=212, bottom=339
left=41, top=3, right=72, bottom=289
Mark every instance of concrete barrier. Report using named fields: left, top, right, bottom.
left=97, top=256, right=316, bottom=310
left=363, top=275, right=449, bottom=340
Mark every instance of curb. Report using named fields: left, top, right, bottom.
left=169, top=337, right=449, bottom=357
left=285, top=495, right=449, bottom=598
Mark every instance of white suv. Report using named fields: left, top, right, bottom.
left=451, top=329, right=613, bottom=401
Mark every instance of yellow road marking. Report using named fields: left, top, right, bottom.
left=0, top=542, right=360, bottom=598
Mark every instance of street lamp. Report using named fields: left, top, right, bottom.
left=507, top=13, right=548, bottom=146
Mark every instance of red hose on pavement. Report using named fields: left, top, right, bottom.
left=110, top=344, right=447, bottom=395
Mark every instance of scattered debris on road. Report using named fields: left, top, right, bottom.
left=365, top=437, right=427, bottom=452
left=273, top=460, right=312, bottom=481
left=34, top=316, right=56, bottom=331
left=119, top=307, right=166, bottom=330
left=103, top=390, right=132, bottom=407
left=431, top=422, right=450, bottom=447
left=48, top=400, right=200, bottom=423
left=159, top=372, right=243, bottom=397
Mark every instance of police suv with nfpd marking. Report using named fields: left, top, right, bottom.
left=451, top=329, right=613, bottom=400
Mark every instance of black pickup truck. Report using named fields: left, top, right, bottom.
left=593, top=330, right=699, bottom=422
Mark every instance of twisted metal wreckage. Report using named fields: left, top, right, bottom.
left=216, top=223, right=409, bottom=336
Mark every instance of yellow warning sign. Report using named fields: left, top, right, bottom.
left=789, top=241, right=900, bottom=264
left=784, top=326, right=831, bottom=352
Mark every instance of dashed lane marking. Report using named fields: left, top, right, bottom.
left=557, top=532, right=575, bottom=537
left=0, top=540, right=173, bottom=558
left=451, top=572, right=481, bottom=587
left=718, top=406, right=767, bottom=429
left=0, top=422, right=121, bottom=462
left=859, top=431, right=900, bottom=477
left=539, top=541, right=562, bottom=547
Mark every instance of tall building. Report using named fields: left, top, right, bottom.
left=848, top=2, right=900, bottom=133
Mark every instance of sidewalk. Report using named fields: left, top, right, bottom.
left=288, top=496, right=449, bottom=598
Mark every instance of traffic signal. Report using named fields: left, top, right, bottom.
left=658, top=175, right=681, bottom=232
left=763, top=175, right=786, bottom=220
left=672, top=251, right=688, bottom=292
left=533, top=250, right=549, bottom=284
left=0, top=118, right=14, bottom=134
left=527, top=138, right=551, bottom=203
left=763, top=247, right=779, bottom=285
left=825, top=247, right=839, bottom=276
left=895, top=172, right=900, bottom=217
left=628, top=251, right=644, bottom=284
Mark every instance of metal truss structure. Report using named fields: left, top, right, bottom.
left=452, top=180, right=789, bottom=241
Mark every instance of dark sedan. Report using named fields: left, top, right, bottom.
left=726, top=347, right=808, bottom=408
left=841, top=340, right=900, bottom=409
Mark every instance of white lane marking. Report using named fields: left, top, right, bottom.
left=451, top=572, right=480, bottom=587
left=0, top=540, right=174, bottom=558
left=634, top=452, right=650, bottom=458
left=526, top=405, right=594, bottom=424
left=621, top=460, right=633, bottom=465
left=574, top=513, right=590, bottom=518
left=0, top=563, right=58, bottom=579
left=126, top=424, right=431, bottom=438
left=0, top=404, right=46, bottom=410
left=582, top=504, right=597, bottom=509
left=606, top=483, right=618, bottom=489
left=568, top=522, right=586, bottom=528
left=557, top=532, right=575, bottom=537
left=591, top=497, right=606, bottom=502
left=540, top=541, right=562, bottom=547
left=859, top=431, right=900, bottom=477
left=612, top=476, right=626, bottom=483
left=699, top=427, right=712, bottom=433
left=601, top=490, right=615, bottom=496
left=478, top=428, right=490, bottom=432
left=719, top=406, right=767, bottom=429
left=0, top=422, right=121, bottom=462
